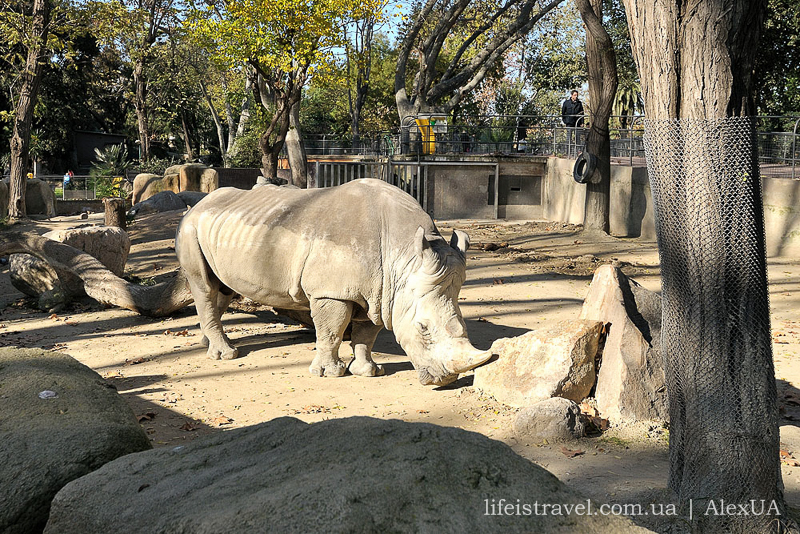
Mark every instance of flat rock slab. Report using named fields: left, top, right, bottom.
left=46, top=417, right=647, bottom=534
left=0, top=347, right=151, bottom=534
left=474, top=320, right=604, bottom=408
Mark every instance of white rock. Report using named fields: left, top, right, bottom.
left=473, top=320, right=603, bottom=408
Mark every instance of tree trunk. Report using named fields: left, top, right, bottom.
left=103, top=198, right=127, bottom=230
left=0, top=232, right=192, bottom=317
left=180, top=111, right=194, bottom=161
left=201, top=78, right=228, bottom=166
left=8, top=0, right=50, bottom=220
left=133, top=59, right=151, bottom=162
left=576, top=0, right=618, bottom=234
left=285, top=101, right=308, bottom=188
left=259, top=133, right=283, bottom=180
left=623, top=0, right=783, bottom=529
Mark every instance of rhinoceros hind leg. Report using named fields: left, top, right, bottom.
left=348, top=321, right=384, bottom=377
left=308, top=298, right=352, bottom=377
left=178, top=225, right=238, bottom=361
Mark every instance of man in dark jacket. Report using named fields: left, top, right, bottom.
left=561, top=90, right=584, bottom=127
left=561, top=90, right=584, bottom=156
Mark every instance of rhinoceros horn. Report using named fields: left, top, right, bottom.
left=446, top=345, right=493, bottom=375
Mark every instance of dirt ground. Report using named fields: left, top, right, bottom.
left=2, top=209, right=800, bottom=530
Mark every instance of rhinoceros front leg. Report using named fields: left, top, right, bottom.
left=308, top=298, right=351, bottom=377
left=348, top=321, right=385, bottom=377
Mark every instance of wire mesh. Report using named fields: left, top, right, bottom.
left=642, top=117, right=785, bottom=531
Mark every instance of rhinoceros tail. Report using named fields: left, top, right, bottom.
left=175, top=216, right=217, bottom=293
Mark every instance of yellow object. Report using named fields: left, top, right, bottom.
left=415, top=118, right=435, bottom=155
left=26, top=173, right=33, bottom=179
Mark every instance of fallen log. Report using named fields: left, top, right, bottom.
left=0, top=231, right=192, bottom=317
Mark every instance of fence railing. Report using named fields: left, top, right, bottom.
left=314, top=160, right=430, bottom=211
left=36, top=175, right=96, bottom=200
left=308, top=114, right=797, bottom=179
left=314, top=160, right=504, bottom=217
left=295, top=133, right=398, bottom=156
left=399, top=114, right=646, bottom=162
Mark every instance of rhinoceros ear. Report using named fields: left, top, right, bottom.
left=449, top=229, right=470, bottom=255
left=414, top=226, right=429, bottom=258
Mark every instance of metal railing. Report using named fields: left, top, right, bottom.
left=314, top=160, right=503, bottom=217
left=398, top=114, right=645, bottom=162
left=37, top=174, right=96, bottom=200
left=296, top=133, right=398, bottom=156
left=309, top=114, right=798, bottom=179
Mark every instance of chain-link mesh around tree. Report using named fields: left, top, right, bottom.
left=643, top=118, right=785, bottom=532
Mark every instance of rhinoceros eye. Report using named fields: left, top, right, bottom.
left=415, top=322, right=432, bottom=341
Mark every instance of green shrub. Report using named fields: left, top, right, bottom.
left=90, top=144, right=130, bottom=198
left=133, top=156, right=179, bottom=176
left=228, top=129, right=263, bottom=168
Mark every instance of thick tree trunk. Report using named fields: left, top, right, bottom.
left=0, top=232, right=192, bottom=317
left=576, top=0, right=617, bottom=234
left=259, top=129, right=286, bottom=180
left=8, top=0, right=50, bottom=220
left=623, top=0, right=783, bottom=529
left=285, top=101, right=308, bottom=188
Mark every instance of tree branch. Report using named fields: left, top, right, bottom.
left=0, top=232, right=193, bottom=317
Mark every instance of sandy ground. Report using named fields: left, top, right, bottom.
left=2, top=209, right=800, bottom=530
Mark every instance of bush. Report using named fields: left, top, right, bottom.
left=228, top=129, right=262, bottom=168
left=90, top=144, right=130, bottom=198
left=133, top=156, right=179, bottom=176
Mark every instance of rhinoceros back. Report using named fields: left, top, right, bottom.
left=176, top=179, right=435, bottom=322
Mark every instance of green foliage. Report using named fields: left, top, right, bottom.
left=227, top=128, right=263, bottom=168
left=90, top=144, right=130, bottom=198
left=302, top=33, right=398, bottom=136
left=755, top=0, right=800, bottom=116
left=133, top=156, right=179, bottom=176
left=521, top=3, right=588, bottom=112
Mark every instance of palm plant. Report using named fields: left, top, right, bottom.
left=90, top=144, right=130, bottom=198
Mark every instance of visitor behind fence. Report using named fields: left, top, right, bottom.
left=561, top=90, right=584, bottom=128
left=63, top=170, right=73, bottom=190
left=561, top=90, right=585, bottom=156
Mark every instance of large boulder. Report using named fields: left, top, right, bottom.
left=130, top=190, right=187, bottom=215
left=9, top=226, right=130, bottom=305
left=45, top=417, right=646, bottom=534
left=0, top=179, right=8, bottom=218
left=176, top=190, right=207, bottom=207
left=132, top=165, right=218, bottom=205
left=473, top=320, right=603, bottom=407
left=0, top=347, right=151, bottom=534
left=165, top=163, right=218, bottom=192
left=513, top=397, right=586, bottom=442
left=131, top=173, right=169, bottom=205
left=1, top=178, right=56, bottom=217
left=580, top=265, right=667, bottom=422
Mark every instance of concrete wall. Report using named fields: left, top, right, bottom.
left=544, top=157, right=656, bottom=239
left=763, top=178, right=800, bottom=257
left=543, top=156, right=800, bottom=257
left=424, top=156, right=547, bottom=220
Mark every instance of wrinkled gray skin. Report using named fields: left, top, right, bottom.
left=175, top=179, right=491, bottom=386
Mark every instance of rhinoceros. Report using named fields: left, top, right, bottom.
left=174, top=178, right=492, bottom=386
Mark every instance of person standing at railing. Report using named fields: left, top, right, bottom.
left=561, top=89, right=585, bottom=157
left=62, top=170, right=73, bottom=191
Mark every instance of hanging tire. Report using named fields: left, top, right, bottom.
left=573, top=152, right=598, bottom=184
